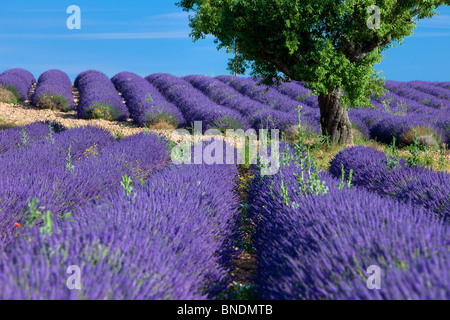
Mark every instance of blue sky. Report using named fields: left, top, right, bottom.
left=0, top=1, right=449, bottom=82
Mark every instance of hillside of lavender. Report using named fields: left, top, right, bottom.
left=0, top=68, right=448, bottom=300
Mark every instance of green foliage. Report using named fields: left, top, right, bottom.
left=4, top=85, right=21, bottom=102
left=383, top=136, right=401, bottom=171
left=214, top=115, right=244, bottom=131
left=292, top=149, right=330, bottom=198
left=0, top=87, right=19, bottom=104
left=65, top=145, right=75, bottom=173
left=338, top=164, right=353, bottom=190
left=26, top=198, right=73, bottom=237
left=177, top=0, right=448, bottom=108
left=145, top=111, right=178, bottom=127
left=120, top=175, right=134, bottom=197
left=50, top=95, right=71, bottom=112
left=295, top=105, right=306, bottom=146
left=20, top=127, right=29, bottom=148
left=439, top=147, right=446, bottom=169
left=114, top=132, right=126, bottom=141
left=406, top=130, right=422, bottom=167
left=45, top=122, right=55, bottom=145
left=88, top=103, right=120, bottom=121
left=145, top=92, right=154, bottom=103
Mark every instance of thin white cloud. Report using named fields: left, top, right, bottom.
left=81, top=11, right=192, bottom=27
left=78, top=31, right=190, bottom=39
left=0, top=31, right=190, bottom=40
left=151, top=12, right=192, bottom=20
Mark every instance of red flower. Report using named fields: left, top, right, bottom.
left=15, top=222, right=22, bottom=228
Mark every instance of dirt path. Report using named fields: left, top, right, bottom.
left=0, top=101, right=154, bottom=137
left=0, top=101, right=260, bottom=154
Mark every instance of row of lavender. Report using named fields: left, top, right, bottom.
left=31, top=69, right=75, bottom=112
left=273, top=79, right=450, bottom=145
left=112, top=72, right=186, bottom=128
left=0, top=122, right=240, bottom=299
left=93, top=75, right=450, bottom=144
left=329, top=146, right=449, bottom=220
left=75, top=70, right=129, bottom=121
left=0, top=69, right=317, bottom=133
left=248, top=144, right=449, bottom=299
left=0, top=120, right=447, bottom=299
left=184, top=75, right=302, bottom=132
left=2, top=67, right=448, bottom=145
left=0, top=68, right=36, bottom=102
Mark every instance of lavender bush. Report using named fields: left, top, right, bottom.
left=31, top=69, right=74, bottom=111
left=407, top=81, right=450, bottom=101
left=249, top=147, right=448, bottom=299
left=0, top=139, right=239, bottom=300
left=385, top=80, right=449, bottom=110
left=184, top=75, right=301, bottom=131
left=112, top=72, right=185, bottom=128
left=272, top=80, right=319, bottom=108
left=0, top=121, right=64, bottom=155
left=0, top=68, right=36, bottom=102
left=216, top=75, right=309, bottom=114
left=146, top=73, right=249, bottom=131
left=329, top=146, right=450, bottom=220
left=76, top=70, right=129, bottom=121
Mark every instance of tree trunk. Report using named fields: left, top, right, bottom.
left=318, top=88, right=353, bottom=145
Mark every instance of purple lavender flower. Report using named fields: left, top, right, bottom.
left=75, top=70, right=129, bottom=121
left=0, top=68, right=36, bottom=101
left=184, top=75, right=300, bottom=131
left=329, top=146, right=450, bottom=220
left=0, top=139, right=239, bottom=300
left=146, top=73, right=250, bottom=131
left=112, top=72, right=185, bottom=128
left=216, top=76, right=310, bottom=114
left=31, top=69, right=75, bottom=111
left=249, top=151, right=448, bottom=299
left=385, top=80, right=449, bottom=110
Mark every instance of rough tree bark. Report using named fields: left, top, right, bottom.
left=318, top=88, right=353, bottom=145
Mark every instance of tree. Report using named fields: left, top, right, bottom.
left=177, top=0, right=449, bottom=144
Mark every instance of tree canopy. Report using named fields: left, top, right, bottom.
left=177, top=0, right=448, bottom=109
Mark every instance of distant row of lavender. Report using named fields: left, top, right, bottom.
left=0, top=68, right=36, bottom=101
left=112, top=72, right=185, bottom=128
left=75, top=70, right=129, bottom=121
left=361, top=81, right=450, bottom=144
left=350, top=107, right=449, bottom=146
left=184, top=75, right=299, bottom=131
left=272, top=80, right=319, bottom=108
left=31, top=69, right=74, bottom=112
left=147, top=73, right=250, bottom=132
left=385, top=80, right=449, bottom=110
left=2, top=68, right=448, bottom=143
left=329, top=146, right=450, bottom=220
left=407, top=81, right=450, bottom=101
left=270, top=78, right=450, bottom=145
left=249, top=145, right=449, bottom=299
left=217, top=76, right=304, bottom=113
left=214, top=76, right=321, bottom=133
left=0, top=123, right=240, bottom=299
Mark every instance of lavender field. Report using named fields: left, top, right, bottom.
left=0, top=68, right=449, bottom=300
